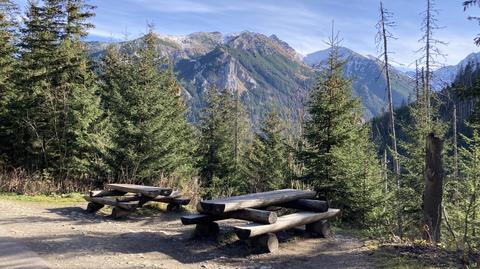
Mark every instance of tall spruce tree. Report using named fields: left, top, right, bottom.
left=0, top=0, right=19, bottom=164
left=300, top=29, right=383, bottom=224
left=16, top=0, right=104, bottom=180
left=197, top=88, right=251, bottom=198
left=101, top=30, right=196, bottom=184
left=245, top=111, right=290, bottom=192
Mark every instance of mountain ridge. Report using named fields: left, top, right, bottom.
left=85, top=31, right=479, bottom=123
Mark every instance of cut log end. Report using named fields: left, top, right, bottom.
left=251, top=233, right=279, bottom=253
left=267, top=212, right=278, bottom=224
left=194, top=222, right=220, bottom=238
left=306, top=220, right=333, bottom=239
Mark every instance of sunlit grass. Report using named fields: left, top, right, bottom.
left=0, top=192, right=85, bottom=204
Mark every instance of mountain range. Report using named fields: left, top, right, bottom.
left=86, top=31, right=479, bottom=123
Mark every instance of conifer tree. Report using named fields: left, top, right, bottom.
left=0, top=0, right=19, bottom=163
left=101, top=30, right=196, bottom=184
left=300, top=28, right=383, bottom=224
left=52, top=0, right=105, bottom=176
left=245, top=111, right=290, bottom=192
left=197, top=88, right=251, bottom=198
left=14, top=0, right=105, bottom=180
left=14, top=0, right=63, bottom=170
left=454, top=128, right=480, bottom=251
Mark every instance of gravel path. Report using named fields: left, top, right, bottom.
left=0, top=199, right=376, bottom=269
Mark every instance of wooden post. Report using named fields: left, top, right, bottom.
left=110, top=207, right=132, bottom=219
left=250, top=233, right=279, bottom=253
left=423, top=133, right=444, bottom=244
left=194, top=222, right=220, bottom=238
left=85, top=202, right=104, bottom=213
left=306, top=220, right=333, bottom=239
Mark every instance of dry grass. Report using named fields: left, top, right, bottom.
left=0, top=168, right=202, bottom=208
left=0, top=168, right=92, bottom=195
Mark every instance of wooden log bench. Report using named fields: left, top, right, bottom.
left=181, top=189, right=340, bottom=253
left=84, top=184, right=190, bottom=218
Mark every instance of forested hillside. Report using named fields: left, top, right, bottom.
left=86, top=32, right=415, bottom=123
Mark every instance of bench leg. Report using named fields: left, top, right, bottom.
left=166, top=203, right=181, bottom=212
left=251, top=233, right=279, bottom=253
left=138, top=196, right=151, bottom=207
left=110, top=207, right=132, bottom=219
left=85, top=202, right=104, bottom=213
left=306, top=220, right=333, bottom=239
left=194, top=222, right=219, bottom=238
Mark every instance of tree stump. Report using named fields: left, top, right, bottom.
left=85, top=202, right=104, bottom=213
left=194, top=222, right=220, bottom=238
left=251, top=233, right=279, bottom=253
left=110, top=207, right=132, bottom=219
left=423, top=133, right=444, bottom=244
left=306, top=220, right=333, bottom=239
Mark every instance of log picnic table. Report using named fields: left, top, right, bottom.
left=84, top=184, right=191, bottom=218
left=181, top=189, right=340, bottom=253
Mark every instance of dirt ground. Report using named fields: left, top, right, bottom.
left=0, top=198, right=377, bottom=269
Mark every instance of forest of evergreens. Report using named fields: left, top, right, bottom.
left=0, top=0, right=479, bottom=260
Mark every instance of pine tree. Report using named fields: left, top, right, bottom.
left=197, top=88, right=251, bottom=198
left=245, top=111, right=290, bottom=192
left=443, top=127, right=480, bottom=252
left=52, top=0, right=105, bottom=177
left=17, top=0, right=61, bottom=170
left=11, top=0, right=105, bottom=181
left=300, top=28, right=383, bottom=224
left=0, top=0, right=19, bottom=164
left=101, top=30, right=196, bottom=185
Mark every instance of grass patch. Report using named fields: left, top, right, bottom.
left=373, top=249, right=434, bottom=269
left=0, top=192, right=85, bottom=204
left=370, top=242, right=467, bottom=269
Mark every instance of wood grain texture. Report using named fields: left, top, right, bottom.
left=200, top=189, right=316, bottom=214
left=234, top=208, right=340, bottom=239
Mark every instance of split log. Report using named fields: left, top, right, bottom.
left=114, top=195, right=141, bottom=202
left=194, top=222, right=220, bottom=238
left=182, top=208, right=278, bottom=225
left=89, top=190, right=126, bottom=197
left=181, top=214, right=225, bottom=225
left=84, top=196, right=138, bottom=211
left=306, top=220, right=333, bottom=238
left=200, top=189, right=316, bottom=214
left=234, top=208, right=340, bottom=239
left=105, top=184, right=172, bottom=197
left=251, top=233, right=279, bottom=253
left=85, top=202, right=104, bottom=213
left=279, top=199, right=328, bottom=212
left=110, top=207, right=133, bottom=219
left=152, top=197, right=190, bottom=205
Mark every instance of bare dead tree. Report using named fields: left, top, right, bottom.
left=376, top=1, right=400, bottom=176
left=417, top=0, right=447, bottom=129
left=376, top=1, right=403, bottom=237
left=415, top=60, right=420, bottom=100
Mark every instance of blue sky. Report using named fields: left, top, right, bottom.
left=12, top=0, right=480, bottom=67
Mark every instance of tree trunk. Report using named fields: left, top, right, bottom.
left=423, top=133, right=444, bottom=244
